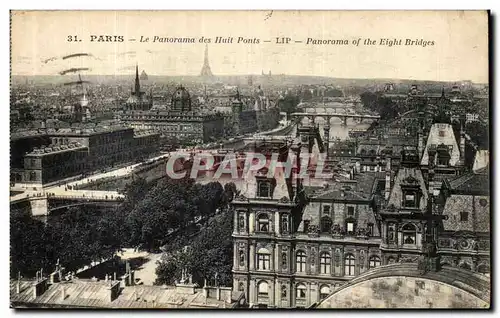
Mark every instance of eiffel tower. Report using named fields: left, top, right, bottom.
left=200, top=44, right=213, bottom=77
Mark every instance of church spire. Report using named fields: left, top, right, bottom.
left=134, top=63, right=141, bottom=96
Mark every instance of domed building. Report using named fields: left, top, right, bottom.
left=171, top=85, right=192, bottom=112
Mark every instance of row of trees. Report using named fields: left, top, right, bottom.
left=359, top=91, right=402, bottom=121
left=11, top=178, right=236, bottom=280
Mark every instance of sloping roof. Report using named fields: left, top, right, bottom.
left=10, top=280, right=236, bottom=309
left=447, top=170, right=489, bottom=195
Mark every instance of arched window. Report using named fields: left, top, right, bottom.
left=239, top=250, right=245, bottom=266
left=387, top=256, right=396, bottom=264
left=238, top=282, right=245, bottom=291
left=257, top=248, right=270, bottom=270
left=369, top=256, right=381, bottom=269
left=360, top=149, right=367, bottom=155
left=402, top=224, right=416, bottom=245
left=320, top=252, right=331, bottom=274
left=320, top=216, right=333, bottom=233
left=257, top=281, right=269, bottom=296
left=344, top=254, right=356, bottom=276
left=387, top=222, right=397, bottom=244
left=296, top=283, right=307, bottom=299
left=296, top=250, right=307, bottom=272
left=319, top=285, right=331, bottom=300
left=257, top=214, right=269, bottom=232
left=29, top=171, right=36, bottom=181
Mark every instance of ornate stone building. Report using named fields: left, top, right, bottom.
left=119, top=85, right=225, bottom=144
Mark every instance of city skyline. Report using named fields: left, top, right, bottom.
left=11, top=11, right=488, bottom=83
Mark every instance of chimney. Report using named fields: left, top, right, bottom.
left=107, top=280, right=120, bottom=302
left=203, top=279, right=208, bottom=298
left=384, top=158, right=391, bottom=201
left=60, top=286, right=66, bottom=301
left=32, top=275, right=49, bottom=298
left=16, top=272, right=21, bottom=294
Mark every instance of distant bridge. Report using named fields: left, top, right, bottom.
left=291, top=112, right=381, bottom=126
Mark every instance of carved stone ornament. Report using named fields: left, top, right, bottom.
left=235, top=194, right=248, bottom=201
left=279, top=196, right=290, bottom=203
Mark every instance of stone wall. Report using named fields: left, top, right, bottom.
left=318, top=276, right=489, bottom=308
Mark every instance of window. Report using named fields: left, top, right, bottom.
left=296, top=284, right=307, bottom=299
left=347, top=206, right=355, bottom=216
left=323, top=205, right=331, bottom=215
left=387, top=256, right=396, bottom=264
left=369, top=256, right=381, bottom=269
left=402, top=224, right=416, bottom=245
left=257, top=214, right=269, bottom=232
left=387, top=222, right=397, bottom=244
left=281, top=215, right=289, bottom=233
left=258, top=281, right=269, bottom=296
left=345, top=221, right=356, bottom=235
left=344, top=254, right=356, bottom=276
left=403, top=192, right=417, bottom=208
left=239, top=250, right=245, bottom=266
left=29, top=171, right=36, bottom=181
left=367, top=223, right=374, bottom=236
left=238, top=282, right=244, bottom=291
left=257, top=251, right=270, bottom=270
left=281, top=285, right=287, bottom=298
left=437, top=153, right=450, bottom=166
left=320, top=252, right=331, bottom=274
left=320, top=216, right=333, bottom=233
left=460, top=212, right=469, bottom=222
left=319, top=285, right=331, bottom=300
left=257, top=181, right=271, bottom=198
left=296, top=251, right=307, bottom=272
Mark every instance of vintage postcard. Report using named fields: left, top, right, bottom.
left=9, top=10, right=490, bottom=309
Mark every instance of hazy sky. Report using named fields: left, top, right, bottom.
left=11, top=10, right=488, bottom=83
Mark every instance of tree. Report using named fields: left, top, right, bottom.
left=155, top=207, right=234, bottom=287
left=277, top=94, right=300, bottom=115
left=10, top=210, right=51, bottom=277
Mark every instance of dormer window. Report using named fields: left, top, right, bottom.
left=437, top=152, right=450, bottom=166
left=257, top=180, right=272, bottom=198
left=403, top=193, right=417, bottom=208
left=323, top=205, right=331, bottom=215
left=347, top=206, right=355, bottom=217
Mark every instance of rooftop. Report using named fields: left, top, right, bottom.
left=10, top=279, right=243, bottom=309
